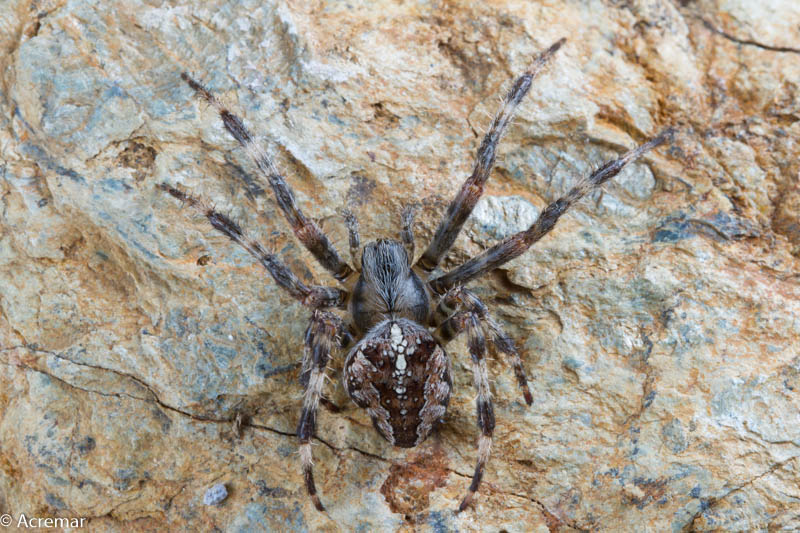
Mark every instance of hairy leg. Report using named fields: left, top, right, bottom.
left=416, top=38, right=565, bottom=273
left=159, top=184, right=346, bottom=308
left=297, top=310, right=346, bottom=512
left=434, top=310, right=495, bottom=512
left=181, top=73, right=353, bottom=282
left=434, top=287, right=532, bottom=405
left=428, top=129, right=674, bottom=294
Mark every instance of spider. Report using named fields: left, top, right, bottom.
left=159, top=37, right=672, bottom=513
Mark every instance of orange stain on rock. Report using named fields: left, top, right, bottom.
left=380, top=445, right=450, bottom=520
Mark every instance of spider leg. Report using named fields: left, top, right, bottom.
left=428, top=129, right=674, bottom=295
left=401, top=204, right=418, bottom=263
left=159, top=184, right=346, bottom=308
left=181, top=73, right=353, bottom=283
left=433, top=287, right=532, bottom=405
left=434, top=310, right=494, bottom=512
left=416, top=38, right=566, bottom=273
left=298, top=309, right=345, bottom=512
left=342, top=209, right=361, bottom=272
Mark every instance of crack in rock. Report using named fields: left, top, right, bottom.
left=701, top=18, right=800, bottom=54
left=1, top=346, right=584, bottom=527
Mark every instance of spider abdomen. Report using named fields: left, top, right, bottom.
left=343, top=319, right=452, bottom=448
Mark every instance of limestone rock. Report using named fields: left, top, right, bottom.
left=1, top=0, right=799, bottom=531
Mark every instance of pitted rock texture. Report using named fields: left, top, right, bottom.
left=1, top=0, right=799, bottom=531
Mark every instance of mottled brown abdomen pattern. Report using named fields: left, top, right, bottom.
left=344, top=319, right=452, bottom=448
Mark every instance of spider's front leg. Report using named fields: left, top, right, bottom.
left=180, top=73, right=353, bottom=283
left=433, top=287, right=532, bottom=405
left=428, top=129, right=674, bottom=294
left=416, top=38, right=565, bottom=273
left=297, top=309, right=348, bottom=512
left=434, top=309, right=494, bottom=512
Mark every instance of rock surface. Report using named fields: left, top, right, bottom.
left=1, top=0, right=799, bottom=531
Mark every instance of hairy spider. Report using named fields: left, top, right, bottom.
left=160, top=37, right=672, bottom=513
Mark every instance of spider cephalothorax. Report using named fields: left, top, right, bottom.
left=351, top=239, right=431, bottom=332
left=160, top=37, right=672, bottom=512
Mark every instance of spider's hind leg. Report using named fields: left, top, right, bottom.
left=434, top=309, right=494, bottom=512
left=297, top=309, right=347, bottom=512
left=434, top=287, right=532, bottom=405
